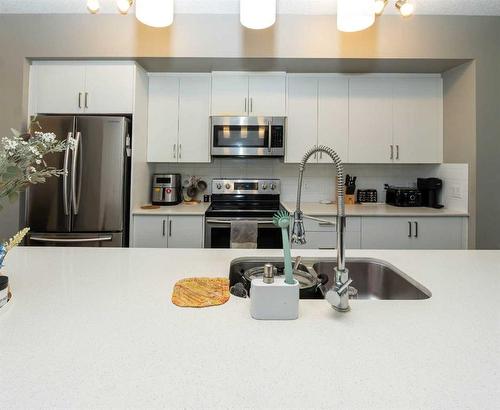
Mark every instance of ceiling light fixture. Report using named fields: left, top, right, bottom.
left=86, top=0, right=100, bottom=14
left=116, top=0, right=133, bottom=15
left=240, top=0, right=277, bottom=30
left=396, top=0, right=415, bottom=17
left=135, top=0, right=174, bottom=28
left=374, top=0, right=388, bottom=15
left=337, top=0, right=375, bottom=33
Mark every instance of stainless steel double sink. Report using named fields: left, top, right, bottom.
left=229, top=257, right=431, bottom=300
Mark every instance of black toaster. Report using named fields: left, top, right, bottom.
left=385, top=185, right=422, bottom=207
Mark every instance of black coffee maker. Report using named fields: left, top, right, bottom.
left=417, top=178, right=444, bottom=209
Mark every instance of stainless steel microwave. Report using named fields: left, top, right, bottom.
left=211, top=116, right=285, bottom=158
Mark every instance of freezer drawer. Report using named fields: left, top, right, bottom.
left=26, top=232, right=124, bottom=247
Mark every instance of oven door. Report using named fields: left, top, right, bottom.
left=205, top=218, right=284, bottom=249
left=211, top=116, right=285, bottom=157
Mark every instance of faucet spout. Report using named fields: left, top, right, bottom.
left=292, top=145, right=350, bottom=312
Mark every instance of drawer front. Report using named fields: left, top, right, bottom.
left=302, top=216, right=361, bottom=232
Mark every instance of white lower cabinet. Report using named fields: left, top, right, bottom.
left=361, top=217, right=467, bottom=249
left=291, top=217, right=361, bottom=250
left=133, top=215, right=204, bottom=248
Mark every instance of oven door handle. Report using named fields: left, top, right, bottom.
left=206, top=219, right=275, bottom=225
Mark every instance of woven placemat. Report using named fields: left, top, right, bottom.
left=172, top=277, right=230, bottom=308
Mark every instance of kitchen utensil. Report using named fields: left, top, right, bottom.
left=197, top=180, right=208, bottom=192
left=357, top=190, right=378, bottom=203
left=272, top=210, right=294, bottom=284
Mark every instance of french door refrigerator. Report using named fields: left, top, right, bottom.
left=25, top=116, right=131, bottom=247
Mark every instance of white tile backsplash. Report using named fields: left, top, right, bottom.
left=153, top=160, right=468, bottom=212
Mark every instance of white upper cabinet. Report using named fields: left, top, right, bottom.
left=392, top=77, right=443, bottom=163
left=31, top=62, right=135, bottom=114
left=286, top=77, right=318, bottom=163
left=349, top=77, right=394, bottom=163
left=211, top=73, right=249, bottom=116
left=178, top=75, right=211, bottom=162
left=147, top=76, right=179, bottom=163
left=211, top=72, right=286, bottom=116
left=147, top=74, right=211, bottom=163
left=248, top=75, right=286, bottom=116
left=32, top=63, right=86, bottom=114
left=84, top=64, right=135, bottom=114
left=318, top=78, right=349, bottom=163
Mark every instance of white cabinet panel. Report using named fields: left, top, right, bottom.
left=292, top=217, right=361, bottom=249
left=361, top=217, right=413, bottom=249
left=248, top=75, right=286, bottom=116
left=84, top=64, right=135, bottom=113
left=318, top=78, right=349, bottom=162
left=411, top=217, right=464, bottom=249
left=211, top=74, right=248, bottom=116
left=133, top=216, right=167, bottom=248
left=178, top=76, right=211, bottom=163
left=349, top=78, right=393, bottom=163
left=33, top=63, right=86, bottom=114
left=286, top=77, right=318, bottom=163
left=166, top=216, right=204, bottom=248
left=393, top=78, right=443, bottom=163
left=147, top=76, right=179, bottom=162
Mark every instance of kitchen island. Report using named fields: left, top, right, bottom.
left=1, top=248, right=498, bottom=409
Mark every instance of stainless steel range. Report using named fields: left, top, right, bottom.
left=204, top=178, right=285, bottom=249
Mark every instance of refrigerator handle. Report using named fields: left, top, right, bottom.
left=63, top=132, right=73, bottom=216
left=71, top=132, right=82, bottom=215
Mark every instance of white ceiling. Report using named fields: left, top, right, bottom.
left=1, top=0, right=500, bottom=15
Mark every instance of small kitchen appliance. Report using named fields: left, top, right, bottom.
left=204, top=178, right=285, bottom=248
left=385, top=185, right=422, bottom=207
left=357, top=189, right=378, bottom=203
left=152, top=174, right=182, bottom=206
left=211, top=116, right=285, bottom=158
left=417, top=178, right=444, bottom=209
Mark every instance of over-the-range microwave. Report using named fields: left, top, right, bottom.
left=211, top=116, right=286, bottom=158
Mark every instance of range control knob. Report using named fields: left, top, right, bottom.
left=270, top=183, right=276, bottom=190
left=262, top=184, right=268, bottom=190
left=216, top=183, right=222, bottom=190
left=225, top=183, right=231, bottom=189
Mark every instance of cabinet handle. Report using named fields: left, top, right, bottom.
left=173, top=144, right=176, bottom=159
left=408, top=221, right=412, bottom=237
left=390, top=145, right=394, bottom=160
left=84, top=92, right=88, bottom=109
left=396, top=144, right=400, bottom=160
left=244, top=98, right=247, bottom=113
left=250, top=97, right=253, bottom=113
left=169, top=220, right=172, bottom=237
left=179, top=144, right=182, bottom=159
left=78, top=92, right=82, bottom=109
left=319, top=247, right=336, bottom=250
left=414, top=221, right=418, bottom=238
left=162, top=220, right=166, bottom=236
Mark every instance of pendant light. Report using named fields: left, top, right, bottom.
left=337, top=0, right=375, bottom=32
left=86, top=0, right=100, bottom=14
left=396, top=0, right=415, bottom=17
left=116, top=0, right=133, bottom=14
left=240, top=0, right=277, bottom=30
left=136, top=0, right=174, bottom=28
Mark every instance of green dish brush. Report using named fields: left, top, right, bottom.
left=273, top=210, right=295, bottom=285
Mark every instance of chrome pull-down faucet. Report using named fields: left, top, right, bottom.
left=291, top=145, right=352, bottom=312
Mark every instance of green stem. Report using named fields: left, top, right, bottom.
left=281, top=227, right=294, bottom=284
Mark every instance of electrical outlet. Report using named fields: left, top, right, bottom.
left=450, top=185, right=463, bottom=199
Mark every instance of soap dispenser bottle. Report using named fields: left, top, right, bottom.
left=250, top=263, right=300, bottom=320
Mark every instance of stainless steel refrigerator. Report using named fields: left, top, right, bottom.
left=25, top=116, right=131, bottom=247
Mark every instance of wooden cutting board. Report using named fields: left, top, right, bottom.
left=172, top=278, right=230, bottom=308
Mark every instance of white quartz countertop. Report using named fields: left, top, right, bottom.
left=133, top=202, right=210, bottom=215
left=283, top=202, right=469, bottom=217
left=1, top=248, right=498, bottom=409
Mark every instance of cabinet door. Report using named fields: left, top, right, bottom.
left=286, top=77, right=318, bottom=163
left=349, top=78, right=393, bottom=163
left=167, top=216, right=204, bottom=248
left=33, top=63, right=86, bottom=114
left=393, top=78, right=443, bottom=163
left=318, top=78, right=349, bottom=162
left=147, top=76, right=179, bottom=162
left=84, top=64, right=135, bottom=113
left=412, top=217, right=465, bottom=249
left=178, top=75, right=211, bottom=163
left=211, top=74, right=249, bottom=116
left=248, top=75, right=286, bottom=116
left=361, top=217, right=413, bottom=249
left=133, top=216, right=167, bottom=248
